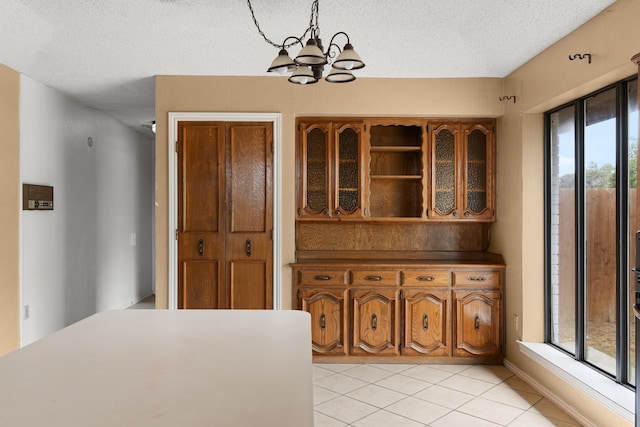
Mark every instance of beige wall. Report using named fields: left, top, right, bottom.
left=493, top=0, right=639, bottom=425
left=155, top=77, right=504, bottom=309
left=0, top=64, right=20, bottom=356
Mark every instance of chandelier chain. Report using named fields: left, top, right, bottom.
left=246, top=0, right=320, bottom=49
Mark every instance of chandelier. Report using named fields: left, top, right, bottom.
left=247, top=0, right=365, bottom=84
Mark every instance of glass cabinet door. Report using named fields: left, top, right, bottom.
left=432, top=124, right=459, bottom=218
left=298, top=121, right=363, bottom=219
left=334, top=124, right=362, bottom=217
left=301, top=123, right=330, bottom=217
left=463, top=123, right=494, bottom=220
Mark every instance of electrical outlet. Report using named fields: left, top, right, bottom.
left=24, top=305, right=30, bottom=320
left=513, top=314, right=518, bottom=332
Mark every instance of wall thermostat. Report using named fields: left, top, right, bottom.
left=23, top=184, right=54, bottom=210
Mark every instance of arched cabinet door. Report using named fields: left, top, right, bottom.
left=462, top=123, right=495, bottom=221
left=351, top=289, right=400, bottom=355
left=299, top=122, right=331, bottom=218
left=402, top=289, right=450, bottom=356
left=453, top=290, right=502, bottom=357
left=430, top=123, right=461, bottom=219
left=299, top=288, right=347, bottom=355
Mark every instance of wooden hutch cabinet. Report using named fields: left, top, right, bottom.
left=293, top=117, right=504, bottom=364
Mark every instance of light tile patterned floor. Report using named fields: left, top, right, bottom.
left=313, top=363, right=583, bottom=427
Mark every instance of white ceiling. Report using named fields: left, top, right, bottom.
left=0, top=0, right=617, bottom=135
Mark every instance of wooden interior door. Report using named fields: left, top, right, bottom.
left=178, top=122, right=225, bottom=308
left=225, top=122, right=273, bottom=309
left=177, top=121, right=273, bottom=309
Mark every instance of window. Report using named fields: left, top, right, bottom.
left=545, top=76, right=638, bottom=387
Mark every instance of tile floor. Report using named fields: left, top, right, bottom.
left=313, top=363, right=583, bottom=426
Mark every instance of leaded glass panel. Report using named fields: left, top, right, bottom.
left=337, top=127, right=359, bottom=213
left=466, top=129, right=488, bottom=214
left=305, top=127, right=328, bottom=213
left=435, top=129, right=456, bottom=213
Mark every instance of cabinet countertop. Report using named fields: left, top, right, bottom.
left=292, top=251, right=505, bottom=267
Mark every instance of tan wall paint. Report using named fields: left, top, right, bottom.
left=155, top=77, right=504, bottom=309
left=0, top=64, right=20, bottom=356
left=493, top=0, right=639, bottom=425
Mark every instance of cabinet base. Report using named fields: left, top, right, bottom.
left=312, top=354, right=504, bottom=364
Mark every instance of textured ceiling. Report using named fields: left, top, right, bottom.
left=0, top=0, right=617, bottom=135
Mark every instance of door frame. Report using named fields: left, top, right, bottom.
left=168, top=112, right=282, bottom=310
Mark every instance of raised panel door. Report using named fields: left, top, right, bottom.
left=299, top=289, right=347, bottom=355
left=177, top=122, right=225, bottom=309
left=454, top=290, right=501, bottom=357
left=225, top=122, right=273, bottom=309
left=402, top=289, right=450, bottom=356
left=352, top=289, right=400, bottom=355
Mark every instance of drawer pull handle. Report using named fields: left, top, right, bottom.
left=313, top=275, right=332, bottom=281
left=245, top=239, right=252, bottom=257
left=468, top=276, right=487, bottom=282
left=423, top=314, right=429, bottom=331
left=320, top=313, right=326, bottom=330
left=198, top=239, right=204, bottom=256
left=417, top=276, right=435, bottom=282
left=474, top=314, right=480, bottom=330
left=365, top=275, right=383, bottom=281
left=371, top=313, right=378, bottom=331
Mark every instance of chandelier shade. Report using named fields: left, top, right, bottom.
left=288, top=66, right=318, bottom=85
left=248, top=0, right=365, bottom=84
left=332, top=43, right=365, bottom=70
left=325, top=67, right=355, bottom=83
left=294, top=39, right=328, bottom=66
left=267, top=49, right=297, bottom=74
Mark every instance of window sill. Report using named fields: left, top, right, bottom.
left=518, top=341, right=634, bottom=423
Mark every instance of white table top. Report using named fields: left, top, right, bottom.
left=0, top=310, right=313, bottom=427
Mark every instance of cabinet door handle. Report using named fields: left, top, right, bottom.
left=474, top=314, right=480, bottom=330
left=313, top=275, right=332, bottom=281
left=198, top=239, right=204, bottom=256
left=423, top=314, right=429, bottom=331
left=245, top=239, right=252, bottom=257
left=417, top=276, right=435, bottom=282
left=365, top=275, right=383, bottom=281
left=371, top=313, right=378, bottom=331
left=453, top=210, right=459, bottom=217
left=320, top=313, right=326, bottom=330
left=467, top=276, right=486, bottom=282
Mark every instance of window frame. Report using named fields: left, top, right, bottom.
left=544, top=75, right=637, bottom=389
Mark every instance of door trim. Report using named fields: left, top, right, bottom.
left=168, top=112, right=282, bottom=310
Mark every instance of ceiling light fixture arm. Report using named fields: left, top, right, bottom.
left=325, top=31, right=350, bottom=62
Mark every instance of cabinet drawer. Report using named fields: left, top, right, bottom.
left=297, top=270, right=349, bottom=286
left=402, top=270, right=450, bottom=286
left=352, top=270, right=399, bottom=286
left=452, top=271, right=500, bottom=288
